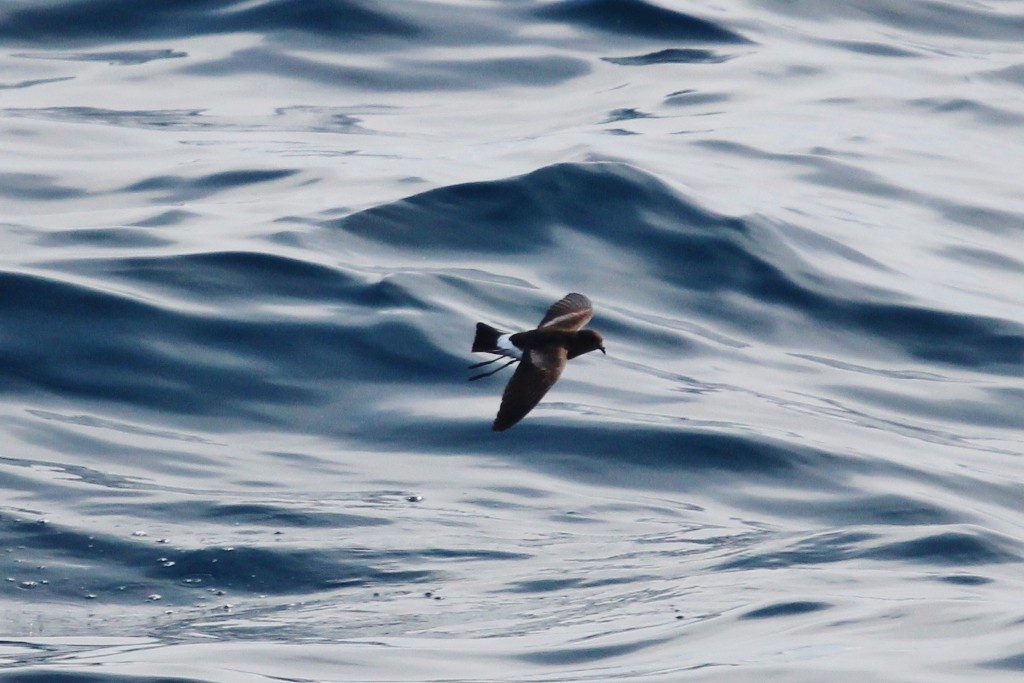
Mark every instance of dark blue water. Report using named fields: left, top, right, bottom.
left=2, top=1, right=1023, bottom=681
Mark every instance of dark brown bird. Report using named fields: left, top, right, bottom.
left=469, top=293, right=605, bottom=431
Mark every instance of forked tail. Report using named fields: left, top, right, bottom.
left=472, top=322, right=504, bottom=353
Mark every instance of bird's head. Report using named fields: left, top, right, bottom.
left=571, top=329, right=606, bottom=358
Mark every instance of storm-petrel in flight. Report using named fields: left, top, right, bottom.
left=470, top=292, right=605, bottom=431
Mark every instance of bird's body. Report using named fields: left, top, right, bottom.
left=470, top=293, right=605, bottom=431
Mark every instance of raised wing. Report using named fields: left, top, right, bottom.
left=492, top=347, right=567, bottom=431
left=538, top=292, right=592, bottom=331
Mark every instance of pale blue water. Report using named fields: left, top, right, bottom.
left=1, top=1, right=1023, bottom=681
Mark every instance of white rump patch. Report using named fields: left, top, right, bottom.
left=496, top=334, right=523, bottom=360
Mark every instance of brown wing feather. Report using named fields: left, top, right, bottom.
left=492, top=347, right=567, bottom=431
left=539, top=292, right=593, bottom=331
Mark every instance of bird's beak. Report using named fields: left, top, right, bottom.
left=600, top=347, right=606, bottom=354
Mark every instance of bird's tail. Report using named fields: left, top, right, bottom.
left=472, top=322, right=504, bottom=353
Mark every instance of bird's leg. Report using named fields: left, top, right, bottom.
left=468, top=355, right=505, bottom=369
left=468, top=358, right=518, bottom=381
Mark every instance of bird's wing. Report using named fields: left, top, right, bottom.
left=538, top=292, right=592, bottom=331
left=492, top=346, right=567, bottom=431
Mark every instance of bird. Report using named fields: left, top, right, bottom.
left=469, top=292, right=605, bottom=431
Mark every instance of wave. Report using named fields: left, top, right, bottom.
left=331, top=162, right=1024, bottom=372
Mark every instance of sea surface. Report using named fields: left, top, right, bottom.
left=1, top=1, right=1023, bottom=681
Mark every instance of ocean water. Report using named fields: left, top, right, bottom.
left=1, top=0, right=1023, bottom=681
